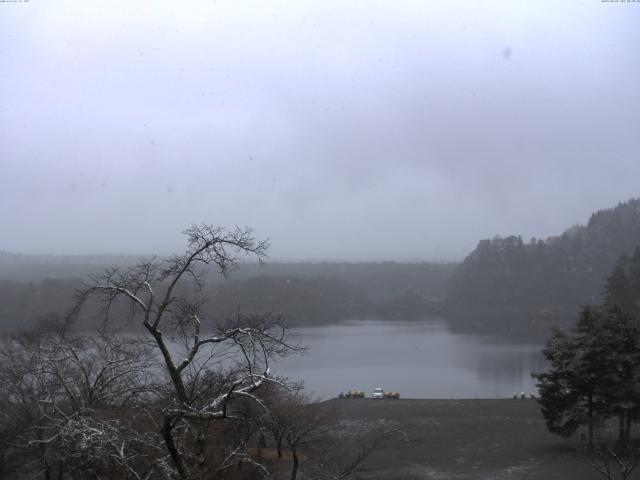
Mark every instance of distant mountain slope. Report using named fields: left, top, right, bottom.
left=447, top=198, right=640, bottom=337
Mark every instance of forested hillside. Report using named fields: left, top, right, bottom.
left=448, top=198, right=640, bottom=337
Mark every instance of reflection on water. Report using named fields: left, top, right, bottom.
left=274, top=319, right=546, bottom=399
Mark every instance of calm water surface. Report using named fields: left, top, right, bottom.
left=274, top=319, right=545, bottom=399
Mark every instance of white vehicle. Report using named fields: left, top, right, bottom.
left=371, top=387, right=385, bottom=399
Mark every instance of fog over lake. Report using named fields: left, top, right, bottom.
left=275, top=320, right=545, bottom=399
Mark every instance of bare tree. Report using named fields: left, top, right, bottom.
left=580, top=441, right=640, bottom=480
left=258, top=384, right=402, bottom=480
left=0, top=316, right=161, bottom=479
left=307, top=425, right=401, bottom=480
left=74, top=225, right=303, bottom=480
left=260, top=389, right=337, bottom=480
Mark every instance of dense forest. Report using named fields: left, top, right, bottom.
left=448, top=198, right=640, bottom=338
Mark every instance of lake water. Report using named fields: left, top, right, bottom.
left=274, top=319, right=546, bottom=399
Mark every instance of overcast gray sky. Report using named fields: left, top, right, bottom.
left=1, top=1, right=639, bottom=261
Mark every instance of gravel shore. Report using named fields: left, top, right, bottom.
left=330, top=398, right=602, bottom=480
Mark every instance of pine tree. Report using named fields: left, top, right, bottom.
left=533, top=307, right=605, bottom=445
left=534, top=249, right=640, bottom=444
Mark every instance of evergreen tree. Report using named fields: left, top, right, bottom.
left=534, top=307, right=605, bottom=445
left=605, top=248, right=640, bottom=317
left=598, top=307, right=640, bottom=442
left=534, top=249, right=640, bottom=444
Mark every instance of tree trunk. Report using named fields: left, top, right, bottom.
left=618, top=413, right=630, bottom=444
left=162, top=416, right=190, bottom=480
left=194, top=425, right=206, bottom=480
left=619, top=415, right=624, bottom=443
left=146, top=326, right=189, bottom=404
left=257, top=430, right=266, bottom=462
left=290, top=444, right=299, bottom=480
left=277, top=438, right=283, bottom=459
left=588, top=394, right=594, bottom=447
left=38, top=436, right=51, bottom=480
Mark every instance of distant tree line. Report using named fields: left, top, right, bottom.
left=0, top=252, right=140, bottom=282
left=0, top=264, right=455, bottom=331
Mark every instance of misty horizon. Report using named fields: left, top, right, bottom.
left=0, top=195, right=635, bottom=263
left=2, top=1, right=639, bottom=261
